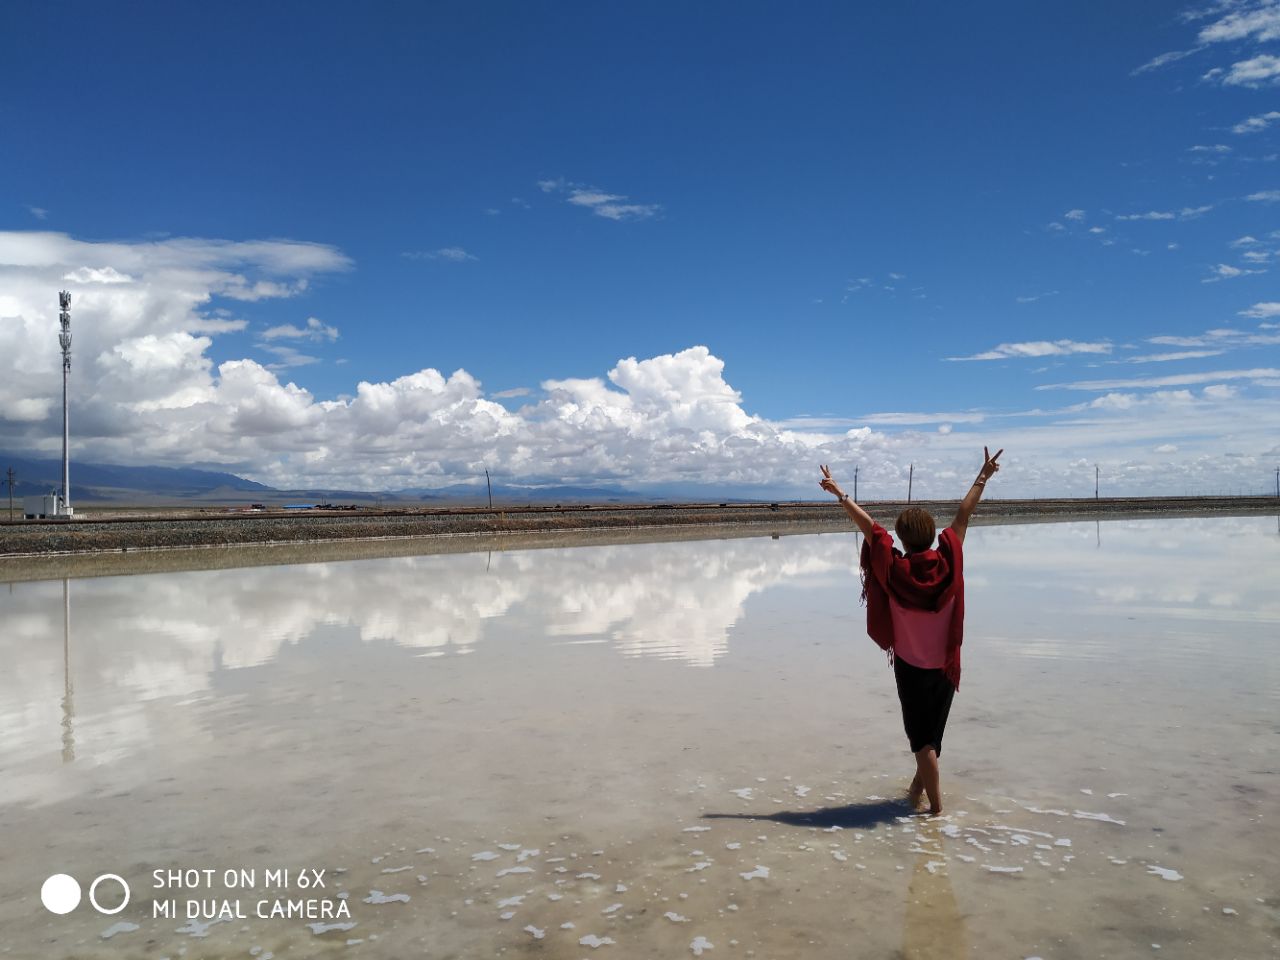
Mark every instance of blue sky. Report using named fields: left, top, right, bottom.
left=1, top=1, right=1278, bottom=496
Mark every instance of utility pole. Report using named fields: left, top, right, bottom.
left=907, top=464, right=913, bottom=503
left=1275, top=466, right=1278, bottom=498
left=5, top=466, right=14, bottom=520
left=1095, top=464, right=1099, bottom=500
left=485, top=468, right=493, bottom=509
left=58, top=290, right=73, bottom=517
left=853, top=465, right=859, bottom=502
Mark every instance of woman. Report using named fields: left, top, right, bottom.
left=819, top=448, right=1002, bottom=815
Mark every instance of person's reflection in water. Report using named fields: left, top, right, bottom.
left=901, top=821, right=968, bottom=960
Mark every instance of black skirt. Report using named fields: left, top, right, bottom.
left=893, top=655, right=956, bottom=756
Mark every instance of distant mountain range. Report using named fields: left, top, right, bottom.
left=0, top=454, right=273, bottom=501
left=0, top=453, right=723, bottom=505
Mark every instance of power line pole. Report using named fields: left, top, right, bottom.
left=58, top=290, right=73, bottom=517
left=5, top=466, right=14, bottom=520
left=1095, top=464, right=1099, bottom=500
left=853, top=465, right=859, bottom=502
left=485, top=468, right=493, bottom=509
left=907, top=464, right=913, bottom=504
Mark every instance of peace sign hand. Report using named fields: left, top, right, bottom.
left=819, top=464, right=844, bottom=498
left=978, top=447, right=1003, bottom=482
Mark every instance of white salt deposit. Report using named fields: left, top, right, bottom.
left=100, top=921, right=140, bottom=939
left=687, top=862, right=711, bottom=872
left=497, top=843, right=522, bottom=851
left=602, top=903, right=623, bottom=914
left=984, top=865, right=1024, bottom=874
left=731, top=788, right=754, bottom=799
left=524, top=925, right=546, bottom=939
left=380, top=865, right=412, bottom=873
left=1073, top=810, right=1126, bottom=825
left=665, top=911, right=691, bottom=922
left=691, top=935, right=714, bottom=955
left=497, top=895, right=524, bottom=908
left=308, top=922, right=357, bottom=934
left=363, top=890, right=410, bottom=904
left=1147, top=866, right=1183, bottom=881
left=517, top=848, right=540, bottom=861
left=683, top=826, right=711, bottom=832
left=497, top=866, right=534, bottom=877
left=579, top=934, right=616, bottom=948
left=739, top=865, right=770, bottom=880
left=176, top=917, right=227, bottom=938
left=471, top=851, right=500, bottom=861
left=992, top=826, right=1054, bottom=838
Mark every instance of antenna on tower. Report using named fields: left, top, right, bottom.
left=58, top=291, right=74, bottom=518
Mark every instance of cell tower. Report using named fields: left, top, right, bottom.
left=58, top=290, right=73, bottom=517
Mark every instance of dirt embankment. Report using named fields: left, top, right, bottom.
left=1, top=496, right=1276, bottom=562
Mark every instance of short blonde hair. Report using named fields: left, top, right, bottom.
left=895, top=507, right=936, bottom=553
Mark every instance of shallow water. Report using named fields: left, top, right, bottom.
left=0, top=516, right=1276, bottom=959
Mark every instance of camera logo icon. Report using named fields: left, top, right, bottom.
left=41, top=873, right=131, bottom=915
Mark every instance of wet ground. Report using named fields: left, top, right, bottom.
left=0, top=516, right=1276, bottom=958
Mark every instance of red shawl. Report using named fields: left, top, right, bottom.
left=859, top=523, right=965, bottom=690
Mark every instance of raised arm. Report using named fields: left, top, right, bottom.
left=819, top=464, right=876, bottom=539
left=951, top=446, right=1002, bottom=543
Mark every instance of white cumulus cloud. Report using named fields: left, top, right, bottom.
left=540, top=179, right=661, bottom=222
left=1240, top=301, right=1280, bottom=318
left=3, top=231, right=1278, bottom=498
left=261, top=316, right=340, bottom=341
left=1233, top=109, right=1280, bottom=134
left=1214, top=53, right=1280, bottom=86
left=947, top=340, right=1113, bottom=361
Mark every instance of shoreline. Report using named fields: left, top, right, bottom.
left=0, top=496, right=1276, bottom=579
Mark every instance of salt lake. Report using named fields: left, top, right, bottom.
left=0, top=515, right=1276, bottom=958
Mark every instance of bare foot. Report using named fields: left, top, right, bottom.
left=908, top=775, right=925, bottom=810
left=926, top=806, right=943, bottom=817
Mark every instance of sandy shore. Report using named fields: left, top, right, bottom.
left=1, top=496, right=1276, bottom=568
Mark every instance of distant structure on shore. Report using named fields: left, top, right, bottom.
left=23, top=291, right=75, bottom=520
left=58, top=290, right=73, bottom=517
